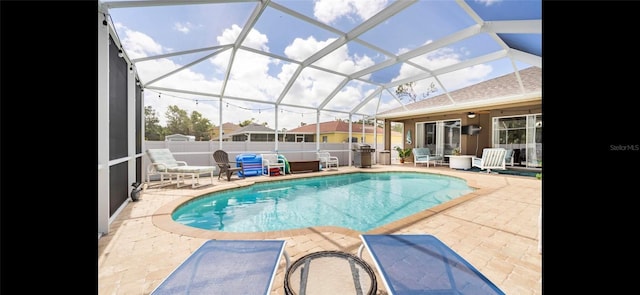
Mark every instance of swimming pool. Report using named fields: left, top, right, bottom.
left=172, top=172, right=474, bottom=232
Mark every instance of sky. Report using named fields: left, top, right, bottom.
left=104, top=0, right=541, bottom=130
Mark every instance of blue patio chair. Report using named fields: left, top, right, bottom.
left=151, top=240, right=290, bottom=295
left=358, top=234, right=505, bottom=295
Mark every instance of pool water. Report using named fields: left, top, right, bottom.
left=172, top=172, right=474, bottom=232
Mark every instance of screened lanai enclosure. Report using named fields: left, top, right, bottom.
left=97, top=0, right=541, bottom=235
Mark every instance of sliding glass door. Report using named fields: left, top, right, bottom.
left=493, top=114, right=542, bottom=168
left=415, top=120, right=461, bottom=158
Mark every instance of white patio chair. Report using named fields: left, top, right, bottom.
left=261, top=153, right=286, bottom=176
left=316, top=152, right=339, bottom=170
left=412, top=147, right=443, bottom=167
left=472, top=148, right=507, bottom=174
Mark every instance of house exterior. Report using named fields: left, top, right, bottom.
left=287, top=120, right=403, bottom=144
left=377, top=66, right=542, bottom=168
left=216, top=123, right=278, bottom=142
left=209, top=122, right=240, bottom=141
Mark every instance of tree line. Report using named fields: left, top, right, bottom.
left=145, top=105, right=211, bottom=141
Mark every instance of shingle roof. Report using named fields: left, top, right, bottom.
left=378, top=66, right=541, bottom=118
left=229, top=123, right=275, bottom=134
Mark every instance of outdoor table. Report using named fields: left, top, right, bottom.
left=445, top=155, right=474, bottom=170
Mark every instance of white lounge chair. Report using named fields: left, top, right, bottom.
left=146, top=148, right=217, bottom=188
left=316, top=152, right=339, bottom=170
left=472, top=148, right=507, bottom=173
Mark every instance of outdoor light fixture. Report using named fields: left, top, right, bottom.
left=118, top=49, right=124, bottom=58
left=467, top=112, right=476, bottom=119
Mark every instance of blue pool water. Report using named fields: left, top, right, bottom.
left=172, top=172, right=474, bottom=232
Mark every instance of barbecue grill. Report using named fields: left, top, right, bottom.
left=352, top=144, right=375, bottom=168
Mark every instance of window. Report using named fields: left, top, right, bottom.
left=322, top=136, right=327, bottom=143
left=496, top=117, right=527, bottom=145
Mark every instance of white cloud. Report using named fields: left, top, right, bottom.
left=173, top=22, right=192, bottom=34
left=284, top=36, right=334, bottom=61
left=350, top=0, right=388, bottom=20
left=211, top=25, right=282, bottom=101
left=122, top=21, right=387, bottom=130
left=216, top=24, right=270, bottom=51
left=119, top=26, right=222, bottom=126
left=314, top=0, right=353, bottom=24
left=280, top=36, right=378, bottom=113
left=438, top=64, right=492, bottom=91
left=314, top=0, right=387, bottom=24
left=391, top=43, right=493, bottom=95
left=316, top=45, right=375, bottom=75
left=116, top=23, right=163, bottom=59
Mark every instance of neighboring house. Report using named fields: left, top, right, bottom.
left=165, top=134, right=195, bottom=141
left=287, top=120, right=402, bottom=144
left=210, top=122, right=240, bottom=141
left=222, top=123, right=278, bottom=142
left=378, top=66, right=542, bottom=168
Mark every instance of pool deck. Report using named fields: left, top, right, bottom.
left=98, top=164, right=542, bottom=294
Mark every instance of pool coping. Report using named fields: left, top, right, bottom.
left=151, top=168, right=496, bottom=240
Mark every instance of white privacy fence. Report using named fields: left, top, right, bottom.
left=143, top=141, right=388, bottom=180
